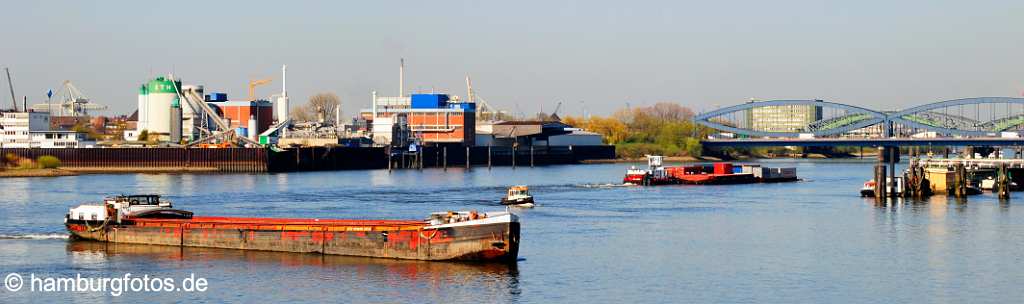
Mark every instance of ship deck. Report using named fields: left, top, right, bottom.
left=128, top=216, right=429, bottom=231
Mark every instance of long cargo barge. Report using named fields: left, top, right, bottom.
left=623, top=156, right=798, bottom=186
left=65, top=195, right=519, bottom=262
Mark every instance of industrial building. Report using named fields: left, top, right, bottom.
left=364, top=93, right=476, bottom=146
left=128, top=70, right=285, bottom=144
left=0, top=111, right=50, bottom=147
left=475, top=121, right=595, bottom=147
left=745, top=104, right=823, bottom=133
left=28, top=131, right=95, bottom=148
left=546, top=130, right=603, bottom=146
left=206, top=99, right=274, bottom=138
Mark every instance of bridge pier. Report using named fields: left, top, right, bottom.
left=872, top=146, right=900, bottom=200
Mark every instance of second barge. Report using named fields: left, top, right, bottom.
left=65, top=195, right=519, bottom=262
left=624, top=156, right=798, bottom=186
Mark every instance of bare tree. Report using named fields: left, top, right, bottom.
left=292, top=92, right=341, bottom=123
left=291, top=106, right=315, bottom=122
left=646, top=102, right=694, bottom=121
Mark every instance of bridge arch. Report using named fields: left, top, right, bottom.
left=695, top=99, right=886, bottom=137
left=696, top=97, right=1024, bottom=138
left=889, top=97, right=1024, bottom=136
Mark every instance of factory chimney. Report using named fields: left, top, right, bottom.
left=276, top=65, right=289, bottom=123
left=399, top=58, right=404, bottom=97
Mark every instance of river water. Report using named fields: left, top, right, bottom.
left=2, top=160, right=1023, bottom=303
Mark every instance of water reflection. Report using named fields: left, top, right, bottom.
left=66, top=240, right=521, bottom=300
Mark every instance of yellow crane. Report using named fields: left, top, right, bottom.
left=248, top=78, right=272, bottom=100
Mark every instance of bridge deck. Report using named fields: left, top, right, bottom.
left=701, top=138, right=1024, bottom=148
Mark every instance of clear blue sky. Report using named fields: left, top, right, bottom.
left=1, top=0, right=1022, bottom=118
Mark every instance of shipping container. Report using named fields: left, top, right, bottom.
left=713, top=163, right=733, bottom=175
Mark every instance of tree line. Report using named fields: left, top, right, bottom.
left=563, top=102, right=714, bottom=159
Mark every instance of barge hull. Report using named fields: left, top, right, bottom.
left=66, top=217, right=519, bottom=262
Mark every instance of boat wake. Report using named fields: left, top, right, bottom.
left=578, top=183, right=635, bottom=188
left=0, top=233, right=69, bottom=240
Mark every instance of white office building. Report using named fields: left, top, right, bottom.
left=0, top=111, right=50, bottom=148
left=29, top=131, right=95, bottom=148
left=1, top=111, right=93, bottom=148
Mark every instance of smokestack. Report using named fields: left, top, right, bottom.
left=276, top=65, right=289, bottom=123
left=399, top=58, right=404, bottom=97
left=335, top=106, right=341, bottom=127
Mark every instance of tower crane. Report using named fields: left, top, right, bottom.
left=248, top=78, right=272, bottom=100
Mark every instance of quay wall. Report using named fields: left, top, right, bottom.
left=1, top=148, right=268, bottom=172
left=2, top=145, right=615, bottom=173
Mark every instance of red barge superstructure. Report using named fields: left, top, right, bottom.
left=65, top=195, right=519, bottom=262
left=624, top=156, right=798, bottom=186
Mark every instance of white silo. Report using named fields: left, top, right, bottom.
left=248, top=114, right=258, bottom=141
left=137, top=76, right=180, bottom=140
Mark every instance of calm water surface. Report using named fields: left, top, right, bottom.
left=2, top=160, right=1024, bottom=303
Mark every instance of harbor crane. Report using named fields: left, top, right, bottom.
left=550, top=101, right=562, bottom=121
left=30, top=80, right=107, bottom=116
left=465, top=75, right=505, bottom=121
left=248, top=78, right=272, bottom=100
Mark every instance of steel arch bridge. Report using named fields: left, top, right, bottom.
left=695, top=97, right=1024, bottom=138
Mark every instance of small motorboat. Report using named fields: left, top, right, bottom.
left=859, top=177, right=905, bottom=197
left=860, top=180, right=877, bottom=197
left=980, top=176, right=1017, bottom=191
left=501, top=185, right=535, bottom=208
left=981, top=176, right=996, bottom=190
